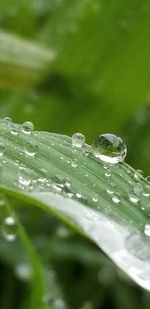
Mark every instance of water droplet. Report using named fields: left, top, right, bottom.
left=92, top=196, right=98, bottom=202
left=10, top=124, right=19, bottom=136
left=134, top=170, right=143, bottom=180
left=92, top=133, right=127, bottom=164
left=71, top=160, right=78, bottom=168
left=76, top=192, right=82, bottom=199
left=18, top=171, right=31, bottom=189
left=21, top=121, right=34, bottom=134
left=24, top=142, right=38, bottom=157
left=143, top=185, right=150, bottom=197
left=112, top=196, right=120, bottom=204
left=105, top=170, right=111, bottom=177
left=71, top=132, right=85, bottom=148
left=106, top=189, right=114, bottom=195
left=126, top=233, right=150, bottom=261
left=1, top=216, right=17, bottom=241
left=3, top=117, right=12, bottom=123
left=129, top=194, right=139, bottom=204
left=133, top=183, right=143, bottom=196
left=38, top=168, right=49, bottom=184
left=146, top=176, right=150, bottom=182
left=0, top=142, right=5, bottom=158
left=144, top=224, right=150, bottom=237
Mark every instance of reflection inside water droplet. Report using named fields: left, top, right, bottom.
left=92, top=133, right=127, bottom=164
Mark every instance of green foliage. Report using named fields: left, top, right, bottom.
left=0, top=1, right=150, bottom=309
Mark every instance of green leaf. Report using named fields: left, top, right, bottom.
left=0, top=119, right=150, bottom=294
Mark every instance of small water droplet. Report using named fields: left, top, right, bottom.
left=0, top=142, right=5, bottom=158
left=129, top=194, right=139, bottom=204
left=106, top=189, right=114, bottom=195
left=76, top=192, right=82, bottom=199
left=71, top=160, right=78, bottom=168
left=18, top=170, right=31, bottom=189
left=133, top=183, right=143, bottom=196
left=112, top=196, right=120, bottom=204
left=143, top=185, right=150, bottom=197
left=24, top=142, right=38, bottom=157
left=1, top=216, right=17, bottom=242
left=21, top=121, right=34, bottom=134
left=10, top=124, right=19, bottom=136
left=134, top=170, right=143, bottom=180
left=92, top=133, right=127, bottom=164
left=3, top=117, right=12, bottom=123
left=146, top=176, right=150, bottom=182
left=144, top=224, right=150, bottom=237
left=71, top=132, right=85, bottom=148
left=92, top=196, right=98, bottom=202
left=105, top=169, right=111, bottom=177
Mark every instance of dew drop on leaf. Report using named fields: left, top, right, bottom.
left=10, top=124, right=19, bottom=136
left=146, top=176, right=150, bottom=182
left=133, top=183, right=143, bottom=196
left=71, top=132, right=85, bottom=148
left=126, top=233, right=150, bottom=261
left=24, top=142, right=38, bottom=157
left=143, top=185, right=150, bottom=197
left=3, top=117, right=12, bottom=123
left=0, top=142, right=5, bottom=158
left=1, top=216, right=17, bottom=242
left=112, top=196, right=120, bottom=204
left=134, top=170, right=143, bottom=180
left=144, top=224, right=150, bottom=237
left=71, top=160, right=78, bottom=168
left=92, top=133, right=127, bottom=164
left=128, top=194, right=139, bottom=204
left=21, top=121, right=34, bottom=134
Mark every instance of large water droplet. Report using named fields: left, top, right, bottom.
left=92, top=133, right=127, bottom=164
left=1, top=216, right=17, bottom=241
left=71, top=133, right=85, bottom=148
left=24, top=142, right=38, bottom=157
left=22, top=121, right=34, bottom=134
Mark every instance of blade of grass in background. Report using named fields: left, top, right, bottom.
left=0, top=31, right=55, bottom=89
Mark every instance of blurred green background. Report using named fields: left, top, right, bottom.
left=0, top=0, right=150, bottom=308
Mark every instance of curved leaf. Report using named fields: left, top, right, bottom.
left=0, top=119, right=150, bottom=292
